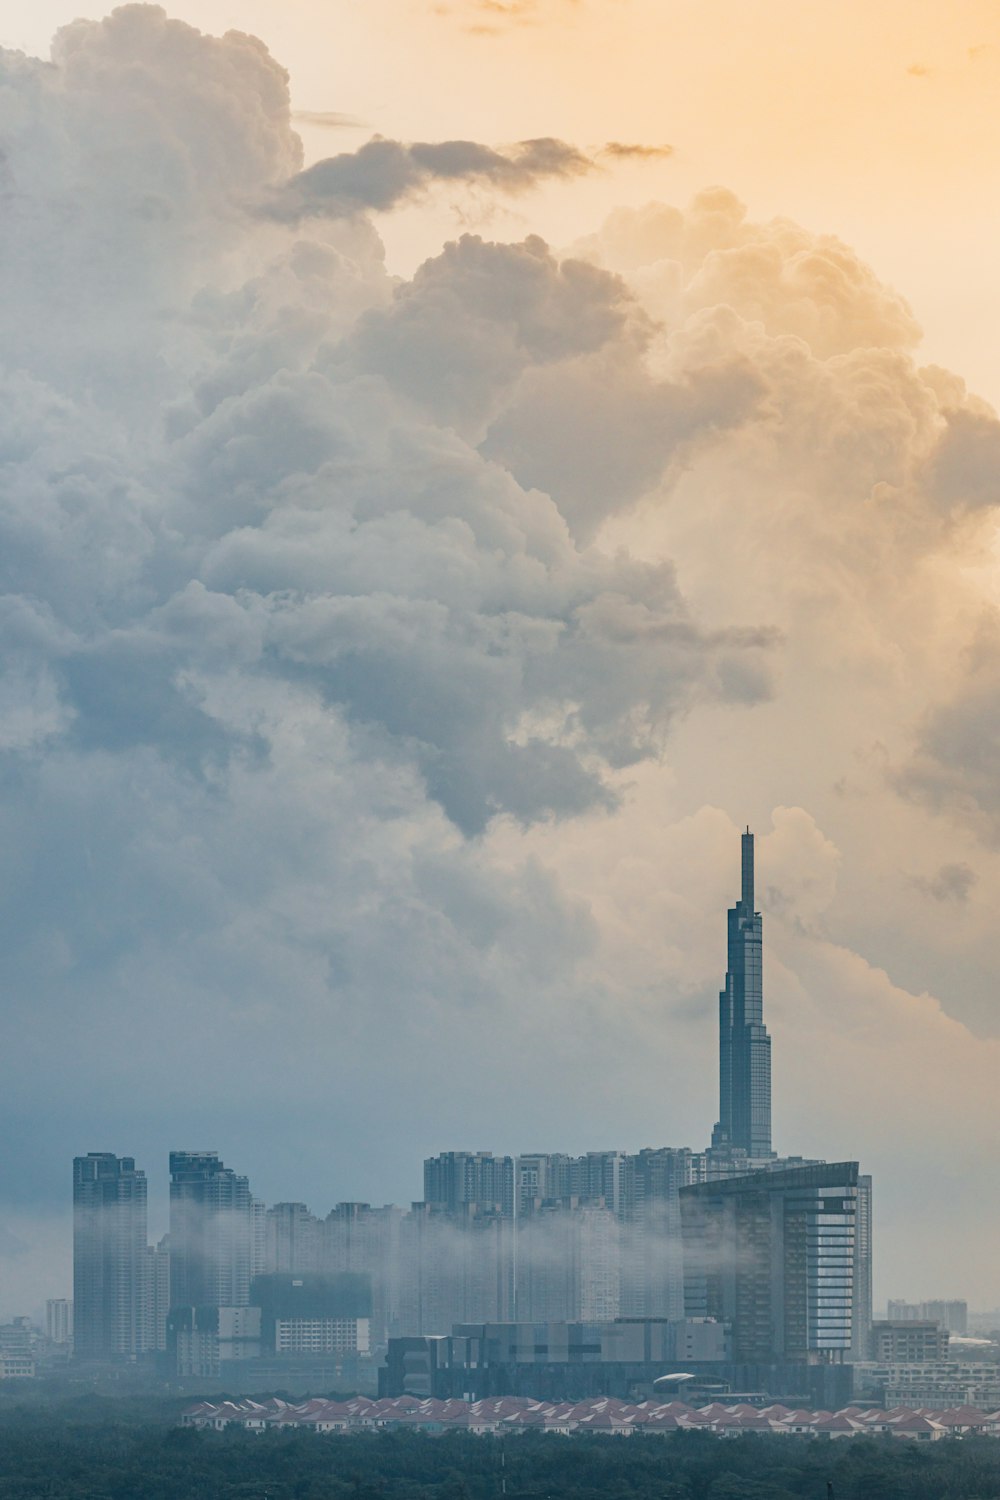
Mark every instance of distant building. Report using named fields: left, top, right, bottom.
left=143, top=1236, right=171, bottom=1353
left=711, top=830, right=772, bottom=1160
left=253, top=1272, right=371, bottom=1356
left=325, top=1202, right=402, bottom=1346
left=266, top=1202, right=323, bottom=1275
left=855, top=1358, right=1000, bottom=1409
left=380, top=1317, right=728, bottom=1400
left=682, top=1161, right=863, bottom=1365
left=887, top=1299, right=968, bottom=1335
left=73, top=1153, right=148, bottom=1361
left=870, top=1320, right=950, bottom=1362
left=45, top=1299, right=72, bottom=1346
left=424, top=1152, right=515, bottom=1218
left=517, top=1199, right=620, bottom=1322
left=168, top=1151, right=254, bottom=1312
left=399, top=1201, right=513, bottom=1334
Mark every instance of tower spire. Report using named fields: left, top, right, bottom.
left=741, top=828, right=754, bottom=910
left=711, top=826, right=772, bottom=1158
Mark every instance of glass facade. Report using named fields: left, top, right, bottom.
left=680, top=1161, right=860, bottom=1363
left=712, top=830, right=772, bottom=1158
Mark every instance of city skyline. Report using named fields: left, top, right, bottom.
left=1, top=1, right=1000, bottom=1320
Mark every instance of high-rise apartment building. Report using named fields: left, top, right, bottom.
left=681, top=1161, right=862, bottom=1364
left=266, top=1203, right=323, bottom=1275
left=516, top=1199, right=620, bottom=1322
left=711, top=830, right=772, bottom=1159
left=887, top=1299, right=967, bottom=1335
left=72, top=1153, right=148, bottom=1361
left=424, top=1152, right=515, bottom=1218
left=168, top=1151, right=254, bottom=1311
left=45, top=1299, right=72, bottom=1345
left=143, top=1235, right=171, bottom=1353
left=326, top=1203, right=403, bottom=1345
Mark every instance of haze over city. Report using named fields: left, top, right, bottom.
left=1, top=0, right=999, bottom=1330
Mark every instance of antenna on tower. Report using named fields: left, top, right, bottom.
left=741, top=828, right=754, bottom=909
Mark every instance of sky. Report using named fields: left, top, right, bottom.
left=0, top=0, right=999, bottom=1319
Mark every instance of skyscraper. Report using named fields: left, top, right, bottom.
left=681, top=1161, right=861, bottom=1365
left=72, top=1153, right=148, bottom=1361
left=711, top=829, right=772, bottom=1159
left=168, top=1151, right=253, bottom=1312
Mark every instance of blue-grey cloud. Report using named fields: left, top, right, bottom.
left=264, top=136, right=593, bottom=221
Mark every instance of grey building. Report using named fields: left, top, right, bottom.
left=380, top=1317, right=727, bottom=1401
left=265, top=1202, right=323, bottom=1275
left=869, top=1320, right=950, bottom=1362
left=168, top=1151, right=254, bottom=1312
left=424, top=1152, right=515, bottom=1218
left=326, top=1202, right=402, bottom=1347
left=682, top=1161, right=863, bottom=1365
left=711, top=829, right=772, bottom=1159
left=72, top=1153, right=148, bottom=1362
left=887, top=1299, right=967, bottom=1335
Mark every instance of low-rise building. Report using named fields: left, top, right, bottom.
left=869, top=1320, right=950, bottom=1362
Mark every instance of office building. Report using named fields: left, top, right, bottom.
left=682, top=1161, right=862, bottom=1365
left=72, top=1153, right=148, bottom=1361
left=711, top=830, right=772, bottom=1159
left=168, top=1151, right=254, bottom=1311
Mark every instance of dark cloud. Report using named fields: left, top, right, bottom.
left=264, top=136, right=593, bottom=221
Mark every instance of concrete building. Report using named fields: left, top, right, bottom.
left=72, top=1153, right=148, bottom=1362
left=682, top=1161, right=862, bottom=1366
left=870, top=1320, right=950, bottom=1362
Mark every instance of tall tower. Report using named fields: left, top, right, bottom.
left=168, top=1151, right=253, bottom=1311
left=711, top=829, right=772, bottom=1158
left=72, top=1153, right=148, bottom=1361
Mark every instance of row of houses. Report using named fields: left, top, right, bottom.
left=181, top=1394, right=1000, bottom=1440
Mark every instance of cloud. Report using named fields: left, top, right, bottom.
left=265, top=136, right=593, bottom=221
left=909, top=862, right=978, bottom=903
left=2, top=2, right=1000, bottom=1313
left=599, top=142, right=674, bottom=161
left=292, top=110, right=366, bottom=129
